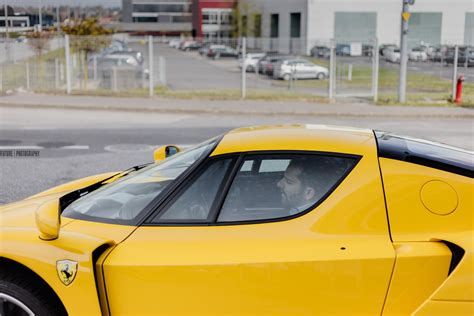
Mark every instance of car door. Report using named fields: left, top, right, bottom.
left=304, top=62, right=318, bottom=78
left=294, top=61, right=307, bottom=79
left=102, top=152, right=395, bottom=315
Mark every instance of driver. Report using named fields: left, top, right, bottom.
left=277, top=158, right=319, bottom=215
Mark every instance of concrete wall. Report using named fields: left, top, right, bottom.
left=244, top=0, right=307, bottom=39
left=241, top=0, right=308, bottom=53
left=308, top=0, right=473, bottom=45
left=244, top=0, right=472, bottom=54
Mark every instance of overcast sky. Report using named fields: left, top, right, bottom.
left=4, top=0, right=121, bottom=7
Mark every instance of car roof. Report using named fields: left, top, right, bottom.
left=211, top=124, right=375, bottom=156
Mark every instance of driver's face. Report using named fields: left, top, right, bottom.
left=277, top=166, right=305, bottom=208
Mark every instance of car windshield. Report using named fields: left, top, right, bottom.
left=62, top=138, right=218, bottom=223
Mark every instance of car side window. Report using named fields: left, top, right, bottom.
left=153, top=158, right=233, bottom=222
left=217, top=154, right=357, bottom=222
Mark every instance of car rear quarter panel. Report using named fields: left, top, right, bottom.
left=379, top=158, right=473, bottom=307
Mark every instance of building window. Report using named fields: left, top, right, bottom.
left=466, top=13, right=474, bottom=45
left=270, top=14, right=279, bottom=38
left=241, top=15, right=248, bottom=37
left=254, top=14, right=262, bottom=37
left=290, top=12, right=301, bottom=38
left=221, top=11, right=232, bottom=25
left=133, top=3, right=190, bottom=13
left=408, top=12, right=442, bottom=48
left=334, top=12, right=376, bottom=43
left=133, top=16, right=158, bottom=23
left=202, top=10, right=218, bottom=25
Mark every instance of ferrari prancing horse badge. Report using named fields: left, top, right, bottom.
left=56, top=260, right=78, bottom=286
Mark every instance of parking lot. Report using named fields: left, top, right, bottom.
left=2, top=36, right=473, bottom=104
left=150, top=40, right=473, bottom=99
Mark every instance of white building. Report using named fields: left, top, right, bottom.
left=240, top=0, right=474, bottom=54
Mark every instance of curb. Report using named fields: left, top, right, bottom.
left=0, top=101, right=472, bottom=119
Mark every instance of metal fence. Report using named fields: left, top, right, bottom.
left=1, top=35, right=472, bottom=104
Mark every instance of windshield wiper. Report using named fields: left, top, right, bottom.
left=59, top=163, right=152, bottom=211
left=105, top=163, right=151, bottom=183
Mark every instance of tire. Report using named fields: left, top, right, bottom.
left=316, top=72, right=326, bottom=80
left=0, top=269, right=65, bottom=316
left=282, top=73, right=291, bottom=81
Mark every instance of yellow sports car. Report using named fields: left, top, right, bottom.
left=0, top=125, right=472, bottom=316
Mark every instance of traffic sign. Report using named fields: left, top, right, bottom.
left=402, top=12, right=411, bottom=21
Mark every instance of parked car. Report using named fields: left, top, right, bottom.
left=96, top=55, right=149, bottom=88
left=379, top=44, right=398, bottom=57
left=180, top=40, right=202, bottom=51
left=199, top=43, right=225, bottom=56
left=336, top=44, right=351, bottom=56
left=0, top=125, right=472, bottom=315
left=98, top=54, right=141, bottom=67
left=16, top=36, right=28, bottom=43
left=430, top=47, right=443, bottom=62
left=168, top=38, right=181, bottom=49
left=108, top=50, right=144, bottom=64
left=273, top=59, right=329, bottom=80
left=362, top=44, right=374, bottom=57
left=207, top=46, right=239, bottom=59
left=239, top=52, right=266, bottom=72
left=310, top=46, right=330, bottom=59
left=444, top=46, right=474, bottom=67
left=109, top=39, right=128, bottom=52
left=259, top=55, right=294, bottom=75
left=409, top=48, right=428, bottom=61
left=385, top=49, right=401, bottom=63
left=419, top=43, right=438, bottom=58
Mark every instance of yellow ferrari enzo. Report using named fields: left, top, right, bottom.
left=0, top=125, right=472, bottom=315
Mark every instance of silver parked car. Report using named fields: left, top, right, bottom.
left=273, top=59, right=329, bottom=80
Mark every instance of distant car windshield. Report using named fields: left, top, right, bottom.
left=62, top=138, right=218, bottom=223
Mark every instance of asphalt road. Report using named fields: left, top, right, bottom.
left=1, top=106, right=472, bottom=204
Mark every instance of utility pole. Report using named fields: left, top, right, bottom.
left=241, top=37, right=247, bottom=99
left=398, top=0, right=415, bottom=103
left=4, top=3, right=10, bottom=63
left=56, top=5, right=61, bottom=33
left=38, top=0, right=43, bottom=31
left=4, top=3, right=9, bottom=39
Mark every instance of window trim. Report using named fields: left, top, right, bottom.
left=143, top=150, right=361, bottom=227
left=150, top=155, right=238, bottom=224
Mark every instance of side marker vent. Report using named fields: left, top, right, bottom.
left=442, top=241, right=465, bottom=275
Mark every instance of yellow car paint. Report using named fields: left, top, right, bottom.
left=379, top=158, right=474, bottom=310
left=0, top=227, right=112, bottom=315
left=413, top=300, right=474, bottom=315
left=382, top=242, right=451, bottom=315
left=212, top=124, right=375, bottom=157
left=26, top=172, right=118, bottom=200
left=102, top=132, right=396, bottom=315
left=35, top=199, right=61, bottom=240
left=0, top=125, right=471, bottom=315
left=0, top=193, right=74, bottom=228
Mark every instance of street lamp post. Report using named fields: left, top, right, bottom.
left=4, top=4, right=9, bottom=39
left=398, top=0, right=415, bottom=103
left=38, top=0, right=42, bottom=32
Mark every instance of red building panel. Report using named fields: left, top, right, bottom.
left=192, top=0, right=236, bottom=38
